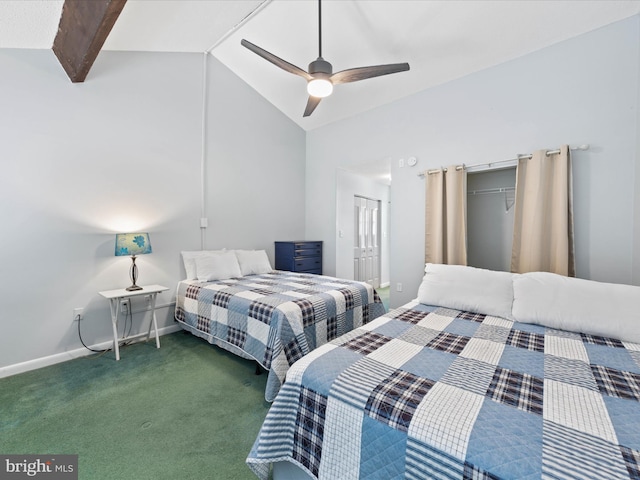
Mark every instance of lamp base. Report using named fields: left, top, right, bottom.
left=126, top=256, right=143, bottom=291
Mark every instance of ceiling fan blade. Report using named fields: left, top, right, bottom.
left=331, top=63, right=410, bottom=85
left=303, top=96, right=322, bottom=117
left=241, top=39, right=312, bottom=80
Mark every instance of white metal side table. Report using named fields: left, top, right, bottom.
left=98, top=284, right=169, bottom=360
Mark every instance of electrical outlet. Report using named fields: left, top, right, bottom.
left=121, top=299, right=130, bottom=314
left=73, top=308, right=84, bottom=322
left=396, top=283, right=403, bottom=292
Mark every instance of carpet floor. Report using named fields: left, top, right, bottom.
left=0, top=332, right=271, bottom=479
left=377, top=286, right=390, bottom=311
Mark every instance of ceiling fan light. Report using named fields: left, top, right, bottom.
left=307, top=78, right=333, bottom=98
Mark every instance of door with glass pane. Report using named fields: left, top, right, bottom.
left=353, top=195, right=381, bottom=288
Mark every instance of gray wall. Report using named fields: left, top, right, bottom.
left=306, top=16, right=640, bottom=308
left=0, top=50, right=305, bottom=371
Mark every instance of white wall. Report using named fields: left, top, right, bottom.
left=634, top=17, right=640, bottom=285
left=205, top=57, right=306, bottom=258
left=306, top=16, right=640, bottom=308
left=335, top=169, right=390, bottom=285
left=0, top=50, right=305, bottom=371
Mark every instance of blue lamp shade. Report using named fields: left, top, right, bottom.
left=115, top=233, right=152, bottom=291
left=115, top=233, right=152, bottom=257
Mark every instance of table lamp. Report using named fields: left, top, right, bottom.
left=115, top=233, right=152, bottom=291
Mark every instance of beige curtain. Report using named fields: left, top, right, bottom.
left=425, top=165, right=467, bottom=265
left=511, top=145, right=575, bottom=276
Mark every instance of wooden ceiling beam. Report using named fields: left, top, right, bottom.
left=52, top=0, right=127, bottom=83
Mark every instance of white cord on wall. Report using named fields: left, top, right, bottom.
left=200, top=51, right=208, bottom=250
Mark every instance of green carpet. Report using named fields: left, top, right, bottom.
left=377, top=286, right=390, bottom=311
left=0, top=332, right=270, bottom=479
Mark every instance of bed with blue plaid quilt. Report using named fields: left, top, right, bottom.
left=174, top=271, right=385, bottom=402
left=246, top=300, right=640, bottom=479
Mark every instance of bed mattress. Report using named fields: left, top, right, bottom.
left=247, top=300, right=640, bottom=479
left=175, top=271, right=386, bottom=401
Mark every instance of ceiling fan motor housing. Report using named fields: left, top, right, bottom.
left=309, top=58, right=332, bottom=75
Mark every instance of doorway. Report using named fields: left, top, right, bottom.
left=354, top=195, right=381, bottom=288
left=335, top=166, right=390, bottom=288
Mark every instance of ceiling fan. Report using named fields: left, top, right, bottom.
left=241, top=0, right=410, bottom=117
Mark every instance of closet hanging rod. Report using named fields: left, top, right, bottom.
left=467, top=186, right=515, bottom=196
left=417, top=144, right=589, bottom=178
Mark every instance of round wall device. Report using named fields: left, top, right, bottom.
left=407, top=156, right=417, bottom=167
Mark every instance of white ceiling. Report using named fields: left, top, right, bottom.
left=1, top=0, right=639, bottom=132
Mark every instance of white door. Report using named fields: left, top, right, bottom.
left=354, top=196, right=381, bottom=288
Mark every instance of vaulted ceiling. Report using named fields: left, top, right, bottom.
left=2, top=0, right=639, bottom=131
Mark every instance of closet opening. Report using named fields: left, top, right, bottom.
left=466, top=167, right=516, bottom=272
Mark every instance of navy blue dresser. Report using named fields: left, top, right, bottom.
left=274, top=241, right=323, bottom=275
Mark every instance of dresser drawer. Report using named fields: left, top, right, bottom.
left=293, top=256, right=322, bottom=272
left=294, top=243, right=322, bottom=257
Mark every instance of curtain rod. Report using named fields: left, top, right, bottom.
left=417, top=144, right=589, bottom=177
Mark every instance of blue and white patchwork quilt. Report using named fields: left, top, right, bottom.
left=174, top=271, right=385, bottom=402
left=246, top=301, right=640, bottom=479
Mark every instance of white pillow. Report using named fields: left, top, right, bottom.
left=195, top=251, right=242, bottom=282
left=512, top=272, right=640, bottom=344
left=181, top=250, right=226, bottom=280
left=417, top=263, right=515, bottom=319
left=234, top=249, right=273, bottom=276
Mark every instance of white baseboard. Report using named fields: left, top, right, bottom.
left=0, top=324, right=182, bottom=379
left=380, top=282, right=390, bottom=288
